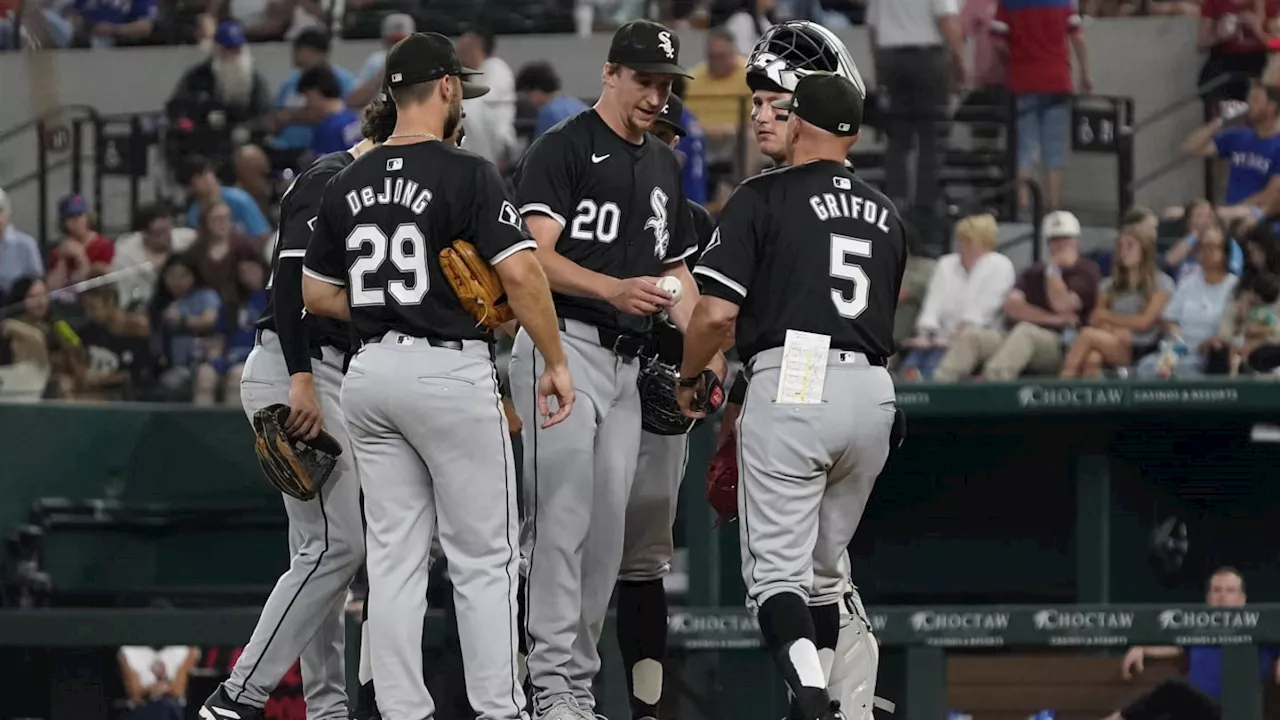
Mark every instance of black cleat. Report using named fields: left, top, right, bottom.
left=198, top=684, right=265, bottom=720
left=820, top=701, right=847, bottom=720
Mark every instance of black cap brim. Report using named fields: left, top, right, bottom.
left=621, top=61, right=693, bottom=79
left=458, top=68, right=489, bottom=99
left=656, top=118, right=687, bottom=137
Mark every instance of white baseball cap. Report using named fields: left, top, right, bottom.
left=1041, top=210, right=1081, bottom=240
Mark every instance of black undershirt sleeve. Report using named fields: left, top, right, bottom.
left=274, top=256, right=313, bottom=376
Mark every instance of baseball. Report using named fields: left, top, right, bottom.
left=657, top=276, right=683, bottom=303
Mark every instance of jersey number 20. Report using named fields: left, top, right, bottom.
left=829, top=234, right=872, bottom=320
left=569, top=199, right=621, bottom=243
left=347, top=223, right=430, bottom=306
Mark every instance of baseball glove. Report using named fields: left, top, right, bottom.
left=638, top=356, right=695, bottom=436
left=252, top=404, right=343, bottom=501
left=439, top=239, right=515, bottom=330
left=706, top=434, right=738, bottom=526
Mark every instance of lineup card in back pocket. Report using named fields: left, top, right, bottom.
left=776, top=329, right=830, bottom=404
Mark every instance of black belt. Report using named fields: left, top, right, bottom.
left=558, top=317, right=651, bottom=359
left=743, top=349, right=888, bottom=381
left=255, top=328, right=324, bottom=362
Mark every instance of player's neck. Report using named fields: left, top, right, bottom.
left=386, top=108, right=446, bottom=145
left=788, top=143, right=848, bottom=168
left=348, top=139, right=376, bottom=157
left=593, top=100, right=646, bottom=145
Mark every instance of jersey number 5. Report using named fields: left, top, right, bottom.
left=347, top=223, right=430, bottom=306
left=569, top=199, right=621, bottom=243
left=829, top=233, right=872, bottom=320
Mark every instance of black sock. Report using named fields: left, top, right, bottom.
left=759, top=593, right=831, bottom=720
left=517, top=574, right=529, bottom=656
left=617, top=579, right=668, bottom=719
left=353, top=680, right=378, bottom=720
left=811, top=601, right=840, bottom=656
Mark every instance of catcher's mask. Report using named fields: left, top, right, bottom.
left=746, top=21, right=866, bottom=98
left=252, top=403, right=343, bottom=501
left=638, top=355, right=695, bottom=436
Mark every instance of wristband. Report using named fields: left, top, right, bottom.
left=678, top=376, right=701, bottom=388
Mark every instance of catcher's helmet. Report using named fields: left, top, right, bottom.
left=746, top=21, right=866, bottom=99
left=637, top=357, right=695, bottom=436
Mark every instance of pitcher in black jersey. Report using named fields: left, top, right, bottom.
left=509, top=19, right=726, bottom=720
left=681, top=73, right=905, bottom=720
left=198, top=97, right=396, bottom=720
left=300, top=32, right=570, bottom=720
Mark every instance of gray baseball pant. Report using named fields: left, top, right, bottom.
left=228, top=329, right=364, bottom=720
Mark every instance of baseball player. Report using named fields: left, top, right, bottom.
left=198, top=96, right=397, bottom=720
left=717, top=22, right=890, bottom=718
left=510, top=19, right=708, bottom=720
left=300, top=32, right=573, bottom=720
left=680, top=73, right=905, bottom=720
left=616, top=93, right=721, bottom=720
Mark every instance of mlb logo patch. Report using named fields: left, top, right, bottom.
left=387, top=158, right=403, bottom=171
left=838, top=123, right=850, bottom=132
left=391, top=73, right=403, bottom=83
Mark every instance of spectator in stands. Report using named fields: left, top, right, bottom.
left=150, top=254, right=221, bottom=399
left=516, top=61, right=589, bottom=140
left=0, top=0, right=72, bottom=50
left=960, top=0, right=1007, bottom=151
left=686, top=28, right=752, bottom=200
left=179, top=155, right=272, bottom=250
left=297, top=65, right=360, bottom=159
left=0, top=188, right=44, bottom=298
left=118, top=644, right=199, bottom=720
left=188, top=200, right=260, bottom=304
left=167, top=20, right=271, bottom=166
left=868, top=0, right=966, bottom=216
left=1182, top=82, right=1280, bottom=219
left=73, top=280, right=154, bottom=402
left=1205, top=223, right=1280, bottom=371
left=0, top=277, right=54, bottom=400
left=894, top=222, right=938, bottom=347
left=1140, top=225, right=1239, bottom=378
left=201, top=0, right=322, bottom=43
left=1059, top=221, right=1174, bottom=377
left=899, top=213, right=1015, bottom=381
left=111, top=203, right=197, bottom=311
left=1163, top=199, right=1246, bottom=279
left=193, top=255, right=266, bottom=406
left=720, top=0, right=776, bottom=56
left=233, top=144, right=275, bottom=226
left=458, top=25, right=517, bottom=168
left=934, top=211, right=1102, bottom=380
left=46, top=194, right=115, bottom=292
left=1109, top=567, right=1279, bottom=720
left=267, top=30, right=354, bottom=158
left=992, top=0, right=1093, bottom=212
left=1199, top=0, right=1278, bottom=109
left=348, top=13, right=414, bottom=108
left=67, top=0, right=155, bottom=48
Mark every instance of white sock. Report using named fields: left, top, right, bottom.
left=787, top=638, right=826, bottom=689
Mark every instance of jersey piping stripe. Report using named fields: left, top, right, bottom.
left=486, top=359, right=524, bottom=716
left=692, top=266, right=747, bottom=299
left=490, top=239, right=539, bottom=267
left=278, top=249, right=307, bottom=259
left=302, top=265, right=346, bottom=287
left=523, top=342, right=542, bottom=696
left=233, top=481, right=331, bottom=705
left=664, top=245, right=699, bottom=265
left=735, top=383, right=764, bottom=603
left=518, top=203, right=567, bottom=228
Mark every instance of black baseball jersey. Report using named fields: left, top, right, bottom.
left=302, top=141, right=535, bottom=344
left=652, top=200, right=715, bottom=364
left=513, top=109, right=698, bottom=335
left=259, top=150, right=354, bottom=374
left=694, top=160, right=906, bottom=364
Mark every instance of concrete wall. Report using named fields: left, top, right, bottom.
left=0, top=18, right=1205, bottom=236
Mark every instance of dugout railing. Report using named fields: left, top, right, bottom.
left=0, top=602, right=1274, bottom=720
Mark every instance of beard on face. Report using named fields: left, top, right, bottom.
left=442, top=92, right=463, bottom=141
left=213, top=51, right=255, bottom=109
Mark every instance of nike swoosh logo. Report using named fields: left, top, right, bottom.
left=591, top=153, right=610, bottom=163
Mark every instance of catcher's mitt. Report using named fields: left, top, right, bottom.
left=439, top=239, right=516, bottom=330
left=252, top=404, right=343, bottom=501
left=638, top=356, right=695, bottom=436
left=706, top=434, right=738, bottom=526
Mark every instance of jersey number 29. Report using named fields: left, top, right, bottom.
left=829, top=234, right=872, bottom=320
left=347, top=223, right=430, bottom=306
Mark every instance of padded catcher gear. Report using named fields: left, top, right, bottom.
left=746, top=21, right=866, bottom=98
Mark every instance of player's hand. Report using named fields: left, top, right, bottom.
left=536, top=361, right=575, bottom=429
left=608, top=276, right=675, bottom=316
left=1121, top=646, right=1145, bottom=680
left=286, top=374, right=324, bottom=441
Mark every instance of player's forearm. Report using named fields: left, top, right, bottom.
left=302, top=275, right=350, bottom=321
left=535, top=246, right=618, bottom=302
left=662, top=263, right=700, bottom=334
left=273, top=258, right=315, bottom=375
left=502, top=255, right=569, bottom=367
left=680, top=300, right=734, bottom=380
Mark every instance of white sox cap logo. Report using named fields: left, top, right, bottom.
left=644, top=186, right=670, bottom=258
left=658, top=31, right=675, bottom=59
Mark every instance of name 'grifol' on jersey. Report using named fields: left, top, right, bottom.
left=302, top=141, right=534, bottom=344
left=693, top=160, right=906, bottom=364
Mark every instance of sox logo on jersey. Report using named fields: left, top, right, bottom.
left=645, top=187, right=670, bottom=258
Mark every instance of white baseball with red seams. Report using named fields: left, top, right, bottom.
left=656, top=275, right=683, bottom=303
